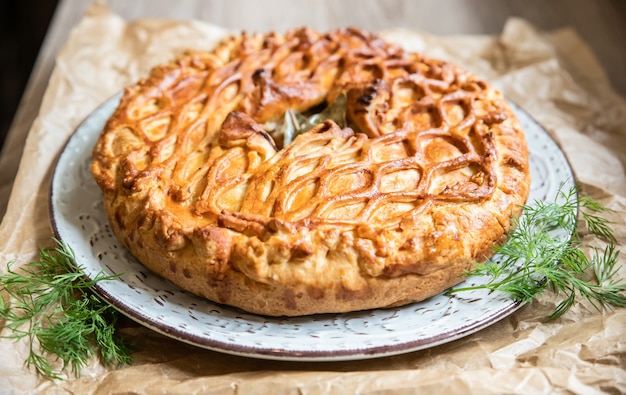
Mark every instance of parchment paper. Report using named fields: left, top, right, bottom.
left=1, top=2, right=625, bottom=394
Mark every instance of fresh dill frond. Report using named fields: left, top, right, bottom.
left=579, top=194, right=617, bottom=244
left=447, top=185, right=626, bottom=320
left=0, top=239, right=132, bottom=379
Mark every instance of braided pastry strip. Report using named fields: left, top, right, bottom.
left=92, top=27, right=530, bottom=316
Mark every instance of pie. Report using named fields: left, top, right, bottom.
left=91, top=27, right=530, bottom=316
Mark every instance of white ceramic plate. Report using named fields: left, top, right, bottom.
left=50, top=93, right=575, bottom=361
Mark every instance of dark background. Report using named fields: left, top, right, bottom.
left=0, top=1, right=59, bottom=152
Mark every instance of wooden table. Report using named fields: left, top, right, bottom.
left=1, top=0, right=625, bottom=219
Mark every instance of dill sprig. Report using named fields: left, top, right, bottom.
left=447, top=185, right=626, bottom=320
left=0, top=239, right=132, bottom=379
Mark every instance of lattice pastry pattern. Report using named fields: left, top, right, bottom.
left=91, top=28, right=530, bottom=316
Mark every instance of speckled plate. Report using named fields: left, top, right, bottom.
left=49, top=93, right=575, bottom=361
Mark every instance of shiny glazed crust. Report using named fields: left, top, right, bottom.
left=91, top=28, right=530, bottom=316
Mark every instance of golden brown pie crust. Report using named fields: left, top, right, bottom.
left=91, top=27, right=530, bottom=316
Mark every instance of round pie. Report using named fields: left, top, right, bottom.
left=91, top=27, right=530, bottom=316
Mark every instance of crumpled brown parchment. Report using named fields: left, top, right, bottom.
left=1, top=2, right=625, bottom=394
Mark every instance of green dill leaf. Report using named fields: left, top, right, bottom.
left=550, top=288, right=577, bottom=320
left=446, top=184, right=626, bottom=320
left=0, top=239, right=132, bottom=379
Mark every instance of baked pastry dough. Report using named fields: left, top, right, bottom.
left=91, top=27, right=530, bottom=316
